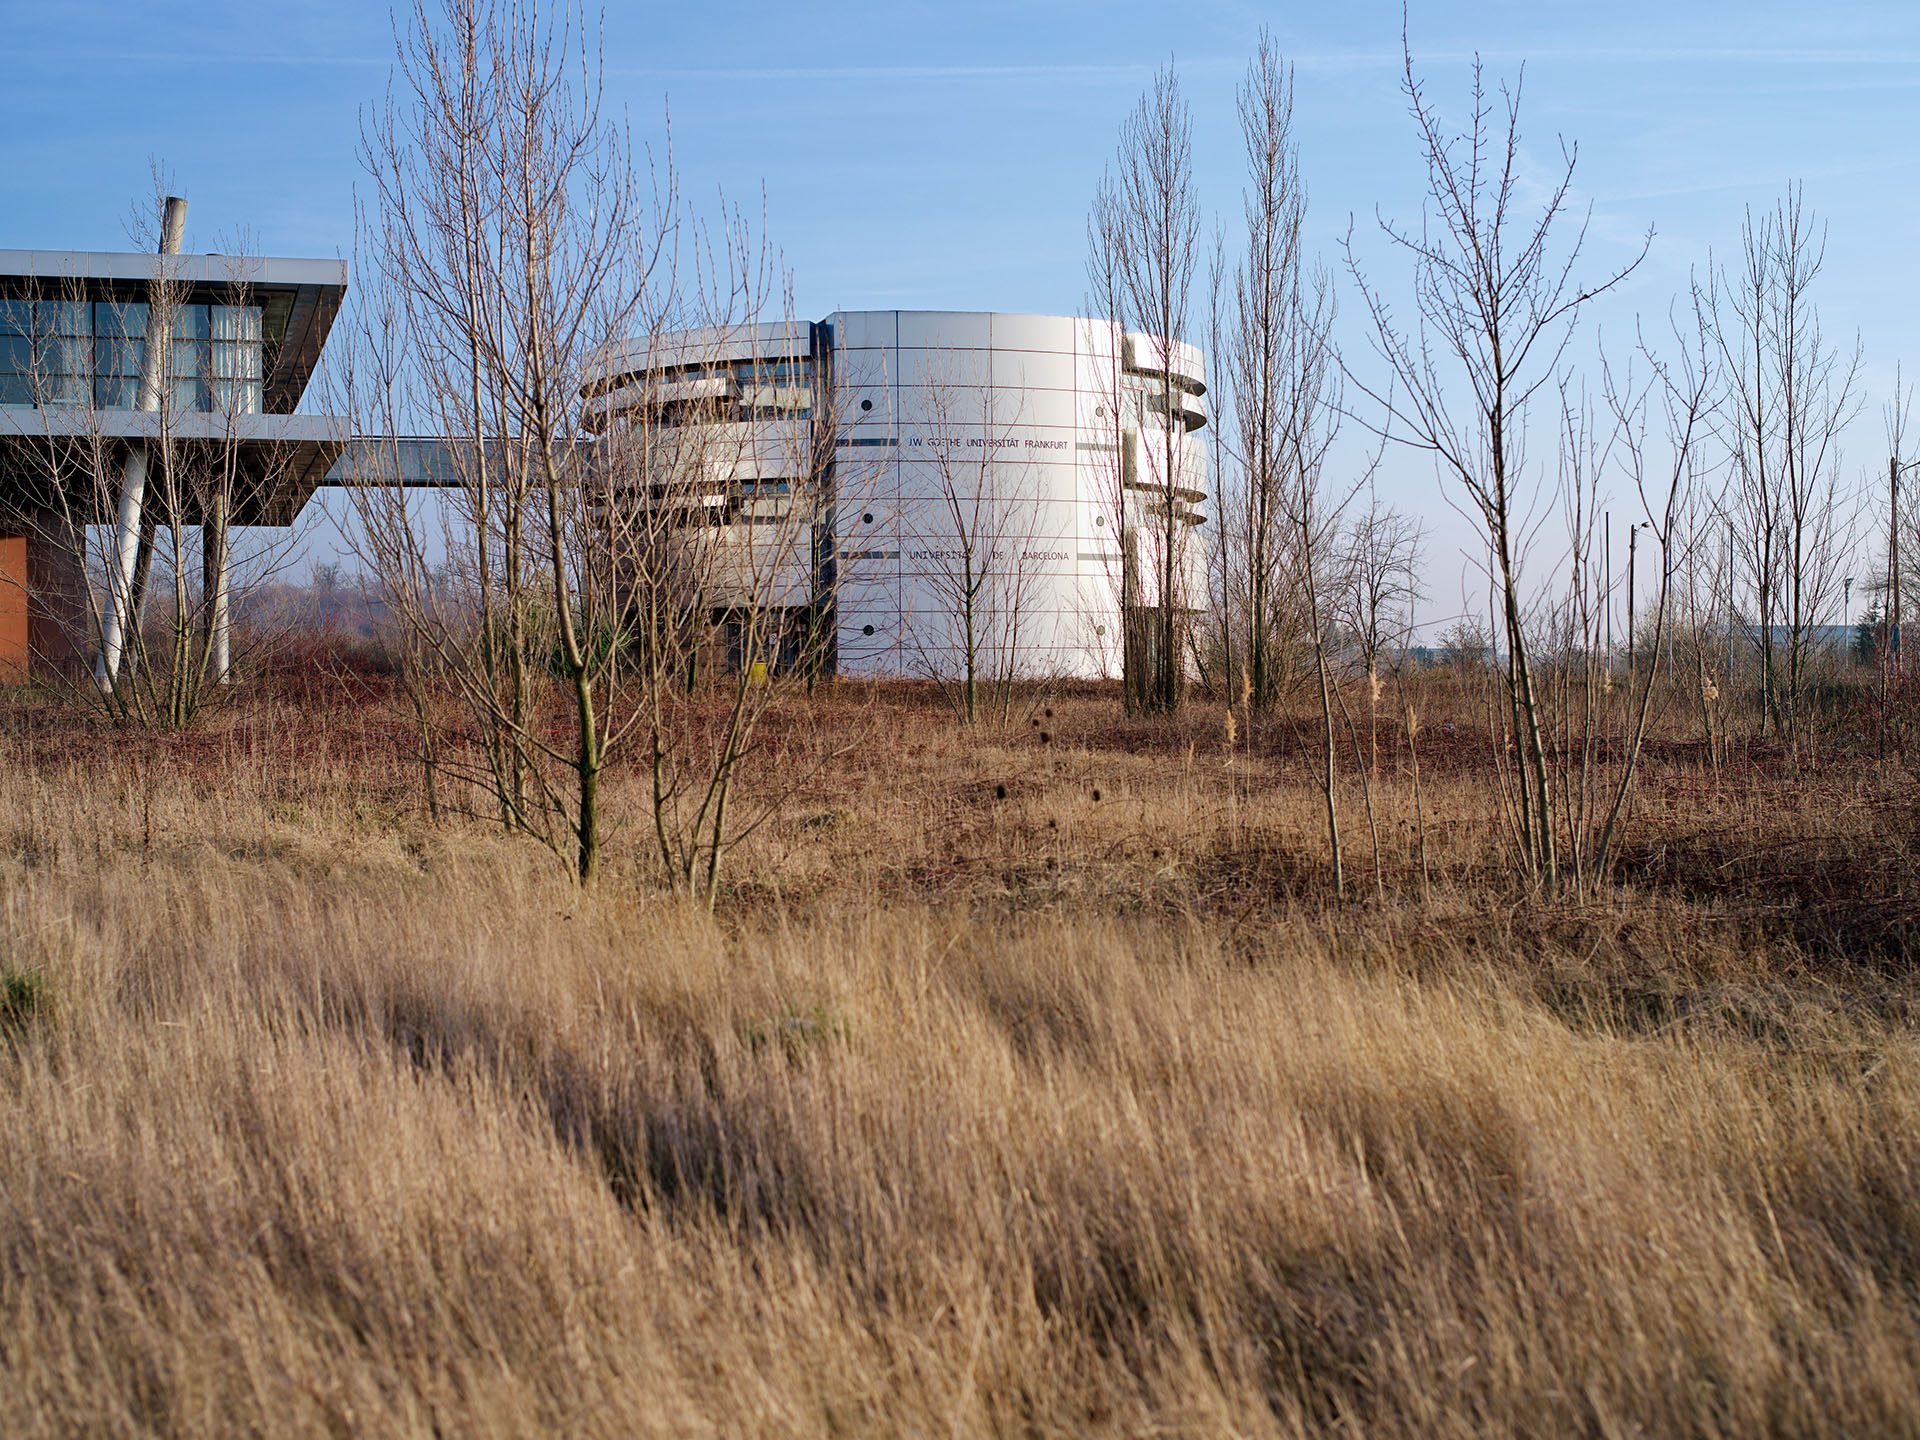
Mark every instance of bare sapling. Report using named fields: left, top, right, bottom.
left=900, top=356, right=1048, bottom=726
left=349, top=0, right=655, bottom=886
left=15, top=180, right=302, bottom=725
left=1703, top=186, right=1860, bottom=763
left=1345, top=39, right=1647, bottom=895
left=1087, top=61, right=1203, bottom=716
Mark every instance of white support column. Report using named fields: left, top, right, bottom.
left=204, top=489, right=230, bottom=684
left=96, top=196, right=187, bottom=690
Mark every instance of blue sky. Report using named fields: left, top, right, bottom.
left=7, top=0, right=1919, bottom=625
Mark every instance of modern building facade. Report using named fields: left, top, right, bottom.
left=587, top=310, right=1209, bottom=681
left=0, top=239, right=1205, bottom=691
left=0, top=220, right=347, bottom=681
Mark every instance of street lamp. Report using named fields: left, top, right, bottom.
left=1889, top=457, right=1920, bottom=681
left=1628, top=522, right=1651, bottom=693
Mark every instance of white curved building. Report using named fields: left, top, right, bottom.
left=587, top=310, right=1208, bottom=680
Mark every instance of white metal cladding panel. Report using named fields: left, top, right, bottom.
left=833, top=581, right=900, bottom=633
left=1020, top=602, right=1115, bottom=679
left=894, top=413, right=1080, bottom=457
left=840, top=422, right=898, bottom=456
left=1068, top=577, right=1125, bottom=675
left=843, top=489, right=898, bottom=535
left=983, top=349, right=1078, bottom=392
left=603, top=322, right=810, bottom=377
left=832, top=464, right=896, bottom=533
left=836, top=557, right=907, bottom=672
left=889, top=464, right=1064, bottom=530
left=837, top=396, right=898, bottom=436
left=889, top=388, right=983, bottom=431
left=803, top=311, right=1204, bottom=678
left=836, top=634, right=904, bottom=676
left=841, top=485, right=901, bottom=609
left=832, top=348, right=899, bottom=393
left=892, top=311, right=994, bottom=350
left=880, top=347, right=993, bottom=390
left=1019, top=500, right=1084, bottom=546
left=968, top=386, right=1082, bottom=433
left=890, top=383, right=1061, bottom=432
left=1078, top=446, right=1127, bottom=506
left=1074, top=349, right=1123, bottom=400
left=892, top=496, right=1080, bottom=553
left=1124, top=428, right=1209, bottom=499
left=892, top=571, right=1108, bottom=681
left=1073, top=317, right=1124, bottom=363
left=987, top=313, right=1083, bottom=354
left=1123, top=332, right=1206, bottom=390
left=822, top=311, right=899, bottom=350
left=674, top=417, right=814, bottom=471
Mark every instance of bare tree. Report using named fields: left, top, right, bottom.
left=610, top=238, right=846, bottom=905
left=1345, top=43, right=1646, bottom=894
left=1340, top=495, right=1425, bottom=774
left=1704, top=186, right=1860, bottom=759
left=349, top=0, right=651, bottom=886
left=1224, top=33, right=1314, bottom=717
left=1670, top=452, right=1734, bottom=767
left=1087, top=61, right=1204, bottom=716
left=1543, top=325, right=1708, bottom=894
left=899, top=360, right=1048, bottom=725
left=5, top=181, right=302, bottom=723
left=346, top=0, right=836, bottom=901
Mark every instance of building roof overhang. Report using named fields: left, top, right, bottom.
left=0, top=409, right=347, bottom=526
left=0, top=249, right=347, bottom=415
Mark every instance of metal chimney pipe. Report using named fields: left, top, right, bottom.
left=96, top=195, right=187, bottom=690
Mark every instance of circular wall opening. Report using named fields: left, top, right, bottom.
left=861, top=624, right=875, bottom=636
left=862, top=512, right=874, bottom=524
left=860, top=399, right=873, bottom=412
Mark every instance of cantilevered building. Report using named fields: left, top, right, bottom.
left=0, top=225, right=1206, bottom=691
left=0, top=209, right=346, bottom=681
left=586, top=311, right=1209, bottom=680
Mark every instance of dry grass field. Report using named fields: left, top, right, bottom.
left=3, top=664, right=1919, bottom=1437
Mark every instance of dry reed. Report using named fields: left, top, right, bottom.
left=1, top=677, right=1917, bottom=1436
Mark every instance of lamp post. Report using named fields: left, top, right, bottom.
left=1888, top=458, right=1919, bottom=695
left=1628, top=522, right=1649, bottom=694
left=1844, top=574, right=1855, bottom=671
left=1604, top=510, right=1612, bottom=676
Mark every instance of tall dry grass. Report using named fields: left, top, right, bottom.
left=2, top=678, right=1918, bottom=1436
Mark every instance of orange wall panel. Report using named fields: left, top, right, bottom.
left=0, top=536, right=27, bottom=683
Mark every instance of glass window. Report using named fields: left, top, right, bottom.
left=41, top=362, right=91, bottom=407
left=211, top=340, right=259, bottom=378
left=169, top=304, right=209, bottom=341
left=52, top=335, right=90, bottom=373
left=0, top=301, right=30, bottom=338
left=94, top=336, right=143, bottom=377
left=94, top=302, right=148, bottom=339
left=209, top=306, right=263, bottom=413
left=33, top=302, right=90, bottom=337
left=210, top=305, right=261, bottom=345
left=95, top=376, right=140, bottom=409
left=0, top=334, right=86, bottom=404
left=170, top=337, right=204, bottom=379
